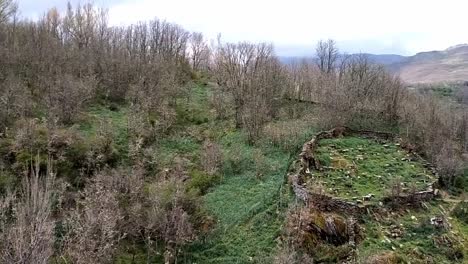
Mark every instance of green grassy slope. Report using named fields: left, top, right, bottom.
left=88, top=83, right=317, bottom=263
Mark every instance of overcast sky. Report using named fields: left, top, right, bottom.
left=18, top=0, right=468, bottom=56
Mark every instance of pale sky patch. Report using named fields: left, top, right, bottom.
left=18, top=0, right=468, bottom=56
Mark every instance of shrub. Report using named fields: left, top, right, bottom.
left=187, top=169, right=220, bottom=194
left=262, top=118, right=314, bottom=152
left=0, top=75, right=33, bottom=132
left=451, top=201, right=468, bottom=224
left=363, top=251, right=401, bottom=264
left=253, top=148, right=270, bottom=180
left=62, top=170, right=124, bottom=264
left=7, top=119, right=89, bottom=182
left=83, top=119, right=120, bottom=175
left=45, top=74, right=96, bottom=124
left=0, top=158, right=57, bottom=264
left=145, top=169, right=201, bottom=263
left=223, top=142, right=250, bottom=175
left=201, top=139, right=222, bottom=175
left=435, top=141, right=464, bottom=188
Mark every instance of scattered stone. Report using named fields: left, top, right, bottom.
left=411, top=216, right=417, bottom=221
left=363, top=194, right=375, bottom=201
left=384, top=237, right=391, bottom=243
left=430, top=216, right=450, bottom=229
left=387, top=224, right=405, bottom=239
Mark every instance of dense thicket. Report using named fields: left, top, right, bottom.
left=0, top=2, right=206, bottom=263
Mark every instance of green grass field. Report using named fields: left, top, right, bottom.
left=312, top=137, right=435, bottom=202
left=358, top=199, right=467, bottom=263
left=307, top=136, right=466, bottom=263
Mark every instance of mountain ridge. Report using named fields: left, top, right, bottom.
left=280, top=44, right=468, bottom=83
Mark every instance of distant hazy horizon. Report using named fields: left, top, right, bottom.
left=18, top=0, right=468, bottom=57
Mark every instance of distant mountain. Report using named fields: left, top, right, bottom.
left=389, top=44, right=468, bottom=83
left=278, top=54, right=406, bottom=66
left=358, top=53, right=407, bottom=66
left=278, top=56, right=313, bottom=65
left=280, top=44, right=468, bottom=83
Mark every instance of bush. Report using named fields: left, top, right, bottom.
left=363, top=251, right=401, bottom=264
left=201, top=139, right=222, bottom=175
left=253, top=149, right=270, bottom=180
left=435, top=141, right=464, bottom=188
left=0, top=118, right=124, bottom=186
left=83, top=119, right=120, bottom=176
left=451, top=201, right=468, bottom=224
left=262, top=118, right=314, bottom=152
left=7, top=119, right=89, bottom=180
left=0, top=75, right=33, bottom=132
left=187, top=169, right=221, bottom=195
left=45, top=75, right=96, bottom=124
left=0, top=170, right=15, bottom=193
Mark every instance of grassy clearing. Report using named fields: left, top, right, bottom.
left=188, top=133, right=290, bottom=263
left=84, top=83, right=317, bottom=263
left=188, top=126, right=317, bottom=263
left=80, top=83, right=319, bottom=263
left=312, top=137, right=435, bottom=201
left=359, top=200, right=467, bottom=263
left=308, top=136, right=466, bottom=263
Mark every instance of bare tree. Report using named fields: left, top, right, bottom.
left=315, top=39, right=338, bottom=74
left=190, top=32, right=210, bottom=71
left=0, top=0, right=16, bottom=24
left=214, top=41, right=284, bottom=142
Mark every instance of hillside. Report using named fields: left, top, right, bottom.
left=390, top=45, right=468, bottom=83
left=1, top=2, right=467, bottom=263
left=358, top=53, right=407, bottom=66
left=281, top=45, right=468, bottom=83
